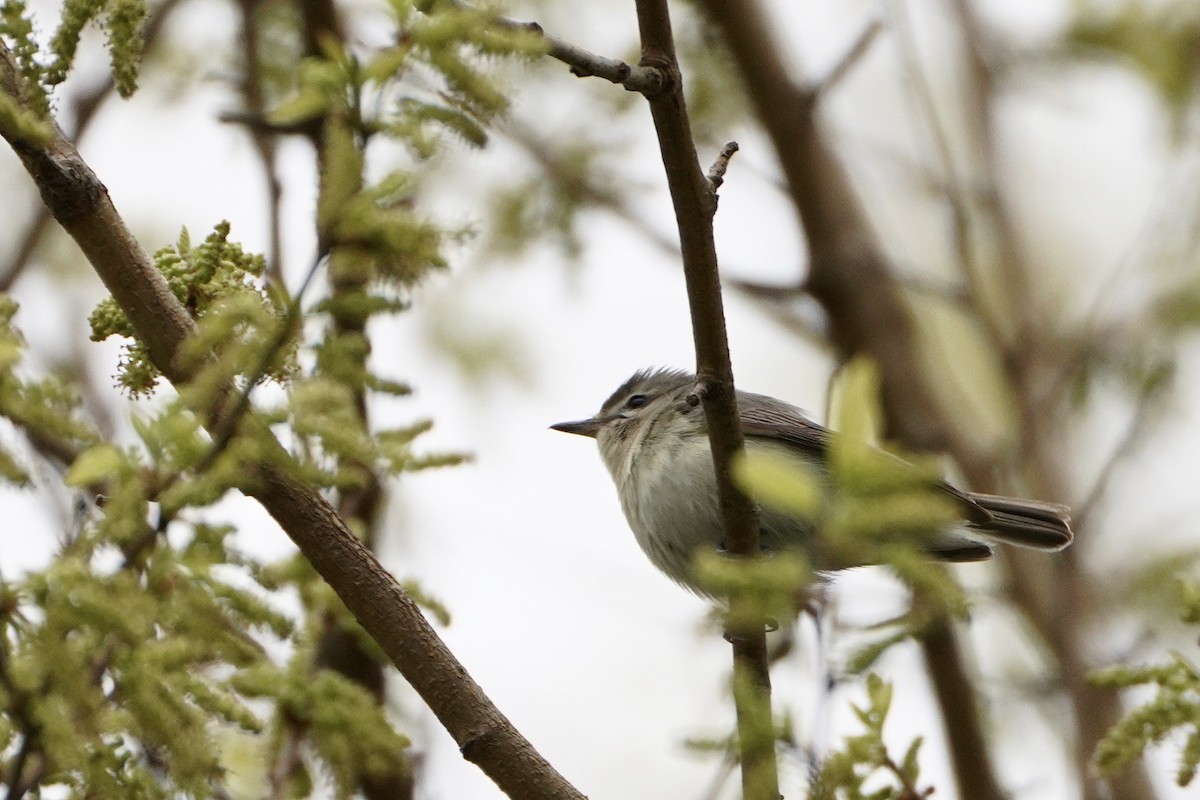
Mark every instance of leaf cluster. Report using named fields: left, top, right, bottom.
left=89, top=222, right=288, bottom=397
left=1092, top=580, right=1200, bottom=787
left=272, top=0, right=541, bottom=155
left=0, top=521, right=290, bottom=798
left=0, top=295, right=100, bottom=485
left=809, top=674, right=930, bottom=800
left=0, top=0, right=144, bottom=107
left=729, top=357, right=968, bottom=649
left=282, top=376, right=467, bottom=491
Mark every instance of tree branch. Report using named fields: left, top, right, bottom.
left=0, top=39, right=584, bottom=800
left=946, top=6, right=1158, bottom=798
left=632, top=3, right=778, bottom=799
left=705, top=140, right=739, bottom=193
left=447, top=0, right=663, bottom=93
left=232, top=0, right=284, bottom=284
left=692, top=2, right=1008, bottom=798
left=809, top=18, right=884, bottom=104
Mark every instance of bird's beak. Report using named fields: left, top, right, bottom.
left=550, top=417, right=604, bottom=438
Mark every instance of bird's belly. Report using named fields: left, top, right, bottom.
left=620, top=438, right=817, bottom=587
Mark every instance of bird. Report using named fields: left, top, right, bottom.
left=551, top=367, right=1072, bottom=593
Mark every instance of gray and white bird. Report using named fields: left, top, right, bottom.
left=552, top=368, right=1072, bottom=592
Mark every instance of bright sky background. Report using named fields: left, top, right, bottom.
left=3, top=0, right=1200, bottom=798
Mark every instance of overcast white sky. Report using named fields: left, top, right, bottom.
left=2, top=0, right=1199, bottom=798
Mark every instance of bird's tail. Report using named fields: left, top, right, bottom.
left=965, top=492, right=1073, bottom=551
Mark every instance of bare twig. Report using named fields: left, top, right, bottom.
left=1072, top=366, right=1170, bottom=534
left=537, top=20, right=665, bottom=94
left=233, top=0, right=284, bottom=283
left=698, top=750, right=738, bottom=800
left=446, top=0, right=664, bottom=93
left=918, top=613, right=1006, bottom=800
left=267, top=726, right=305, bottom=800
left=632, top=2, right=778, bottom=798
left=810, top=19, right=885, bottom=104
left=705, top=140, right=739, bottom=193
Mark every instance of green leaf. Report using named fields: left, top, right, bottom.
left=269, top=88, right=331, bottom=126
left=0, top=445, right=29, bottom=486
left=732, top=448, right=823, bottom=520
left=64, top=444, right=124, bottom=486
left=829, top=356, right=884, bottom=447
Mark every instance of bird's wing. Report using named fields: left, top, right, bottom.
left=737, top=393, right=831, bottom=456
left=736, top=395, right=992, bottom=525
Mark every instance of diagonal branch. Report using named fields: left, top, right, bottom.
left=0, top=39, right=584, bottom=800
left=810, top=18, right=885, bottom=105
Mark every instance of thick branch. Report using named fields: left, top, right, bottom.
left=0, top=40, right=584, bottom=800
left=632, top=3, right=778, bottom=799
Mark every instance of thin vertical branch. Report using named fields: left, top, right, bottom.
left=632, top=2, right=778, bottom=799
left=692, top=2, right=1011, bottom=798
left=232, top=0, right=284, bottom=284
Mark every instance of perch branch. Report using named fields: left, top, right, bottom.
left=633, top=2, right=778, bottom=799
left=694, top=2, right=1008, bottom=798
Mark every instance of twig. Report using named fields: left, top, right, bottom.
left=4, top=733, right=36, bottom=800
left=267, top=725, right=305, bottom=800
left=918, top=614, right=1005, bottom=800
left=885, top=0, right=1010, bottom=358
left=810, top=19, right=885, bottom=104
left=697, top=750, right=738, bottom=800
left=1072, top=366, right=1170, bottom=533
left=536, top=20, right=665, bottom=94
left=705, top=141, right=739, bottom=193
left=233, top=0, right=284, bottom=284
left=446, top=0, right=664, bottom=94
left=693, top=2, right=1011, bottom=799
left=632, top=2, right=778, bottom=799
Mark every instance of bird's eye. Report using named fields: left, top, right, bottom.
left=626, top=394, right=647, bottom=409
